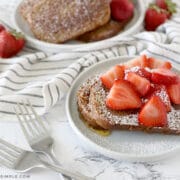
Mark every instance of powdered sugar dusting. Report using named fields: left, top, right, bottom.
left=125, top=66, right=144, bottom=78
left=168, top=107, right=180, bottom=131
left=153, top=85, right=171, bottom=111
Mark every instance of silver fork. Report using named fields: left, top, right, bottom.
left=0, top=138, right=43, bottom=172
left=14, top=100, right=93, bottom=180
left=0, top=138, right=92, bottom=180
left=14, top=100, right=58, bottom=163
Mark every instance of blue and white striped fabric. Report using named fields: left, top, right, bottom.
left=0, top=0, right=179, bottom=121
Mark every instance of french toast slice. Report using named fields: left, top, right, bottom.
left=77, top=76, right=180, bottom=134
left=19, top=0, right=111, bottom=43
left=77, top=20, right=128, bottom=42
left=77, top=76, right=102, bottom=129
left=77, top=19, right=128, bottom=42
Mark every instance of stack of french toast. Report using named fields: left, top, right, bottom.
left=19, top=0, right=134, bottom=43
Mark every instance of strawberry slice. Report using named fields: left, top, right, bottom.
left=106, top=79, right=142, bottom=110
left=167, top=81, right=180, bottom=105
left=148, top=57, right=172, bottom=69
left=100, top=65, right=125, bottom=89
left=125, top=66, right=152, bottom=80
left=146, top=84, right=171, bottom=112
left=151, top=68, right=178, bottom=85
left=124, top=55, right=149, bottom=68
left=125, top=72, right=151, bottom=96
left=138, top=96, right=167, bottom=127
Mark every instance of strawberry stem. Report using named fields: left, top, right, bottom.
left=10, top=30, right=24, bottom=40
left=165, top=0, right=177, bottom=14
left=149, top=3, right=169, bottom=14
left=149, top=3, right=161, bottom=13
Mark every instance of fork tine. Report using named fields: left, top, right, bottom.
left=0, top=145, right=20, bottom=159
left=27, top=99, right=48, bottom=132
left=0, top=140, right=22, bottom=159
left=0, top=138, right=22, bottom=154
left=14, top=106, right=32, bottom=141
left=19, top=101, right=37, bottom=136
left=0, top=150, right=15, bottom=163
left=0, top=157, right=12, bottom=168
left=22, top=101, right=41, bottom=135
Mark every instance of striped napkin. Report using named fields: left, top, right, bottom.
left=0, top=0, right=180, bottom=121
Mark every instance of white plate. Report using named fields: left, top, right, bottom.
left=66, top=56, right=180, bottom=162
left=12, top=0, right=145, bottom=53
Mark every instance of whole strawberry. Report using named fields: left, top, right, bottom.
left=156, top=0, right=176, bottom=17
left=0, top=29, right=25, bottom=58
left=110, top=0, right=134, bottom=22
left=145, top=4, right=169, bottom=31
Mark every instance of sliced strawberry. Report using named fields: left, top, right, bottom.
left=100, top=65, right=125, bottom=89
left=167, top=81, right=180, bottom=105
left=138, top=96, right=167, bottom=127
left=106, top=79, right=142, bottom=110
left=144, top=84, right=156, bottom=98
left=151, top=68, right=178, bottom=85
left=125, top=72, right=151, bottom=96
left=125, top=66, right=152, bottom=80
left=148, top=57, right=172, bottom=69
left=146, top=84, right=171, bottom=112
left=124, top=55, right=149, bottom=68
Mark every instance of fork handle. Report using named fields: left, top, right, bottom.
left=36, top=149, right=61, bottom=166
left=37, top=150, right=94, bottom=180
left=39, top=159, right=94, bottom=180
left=36, top=149, right=94, bottom=180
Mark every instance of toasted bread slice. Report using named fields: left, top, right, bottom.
left=77, top=20, right=128, bottom=42
left=77, top=76, right=180, bottom=134
left=77, top=76, right=102, bottom=129
left=19, top=0, right=110, bottom=43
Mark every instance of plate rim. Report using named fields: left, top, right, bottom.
left=12, top=0, right=145, bottom=52
left=65, top=56, right=180, bottom=162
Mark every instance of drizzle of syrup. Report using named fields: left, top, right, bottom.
left=79, top=111, right=111, bottom=136
left=89, top=126, right=111, bottom=136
